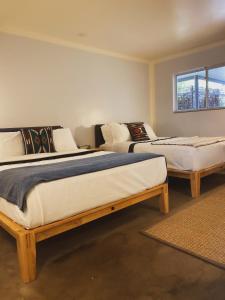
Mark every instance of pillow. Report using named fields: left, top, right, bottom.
left=21, top=127, right=55, bottom=154
left=53, top=128, right=78, bottom=152
left=127, top=122, right=150, bottom=142
left=110, top=123, right=131, bottom=143
left=144, top=123, right=157, bottom=140
left=0, top=132, right=25, bottom=159
left=101, top=123, right=131, bottom=144
left=101, top=124, right=113, bottom=144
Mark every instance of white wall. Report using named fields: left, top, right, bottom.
left=154, top=44, right=225, bottom=136
left=0, top=33, right=149, bottom=146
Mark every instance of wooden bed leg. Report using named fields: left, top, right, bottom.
left=160, top=184, right=169, bottom=214
left=16, top=231, right=36, bottom=283
left=190, top=172, right=201, bottom=198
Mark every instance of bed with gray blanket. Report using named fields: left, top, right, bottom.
left=0, top=126, right=168, bottom=283
left=0, top=151, right=164, bottom=211
left=0, top=149, right=167, bottom=229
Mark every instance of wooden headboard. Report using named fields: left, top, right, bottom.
left=0, top=125, right=62, bottom=132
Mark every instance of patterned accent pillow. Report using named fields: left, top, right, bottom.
left=21, top=127, right=55, bottom=154
left=127, top=122, right=150, bottom=142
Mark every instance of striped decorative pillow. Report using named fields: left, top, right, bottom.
left=21, top=127, right=55, bottom=154
left=127, top=122, right=150, bottom=142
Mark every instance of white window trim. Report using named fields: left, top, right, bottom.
left=173, top=62, right=225, bottom=113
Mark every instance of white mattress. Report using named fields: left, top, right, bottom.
left=0, top=150, right=167, bottom=229
left=100, top=141, right=225, bottom=171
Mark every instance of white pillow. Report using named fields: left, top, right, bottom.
left=144, top=123, right=157, bottom=140
left=102, top=123, right=131, bottom=144
left=53, top=128, right=78, bottom=152
left=101, top=124, right=113, bottom=144
left=111, top=123, right=131, bottom=143
left=0, top=132, right=25, bottom=159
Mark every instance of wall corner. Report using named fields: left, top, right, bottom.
left=149, top=62, right=156, bottom=131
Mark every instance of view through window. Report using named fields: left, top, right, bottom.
left=175, top=65, right=225, bottom=112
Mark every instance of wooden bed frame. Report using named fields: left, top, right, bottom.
left=168, top=163, right=225, bottom=198
left=94, top=124, right=225, bottom=198
left=0, top=183, right=168, bottom=283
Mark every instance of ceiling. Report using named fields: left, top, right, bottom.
left=1, top=0, right=225, bottom=61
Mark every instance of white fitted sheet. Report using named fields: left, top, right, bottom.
left=0, top=151, right=167, bottom=229
left=100, top=141, right=225, bottom=171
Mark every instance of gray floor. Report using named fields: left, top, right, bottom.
left=1, top=174, right=225, bottom=300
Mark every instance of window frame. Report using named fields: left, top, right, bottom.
left=173, top=62, right=225, bottom=113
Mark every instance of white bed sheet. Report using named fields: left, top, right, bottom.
left=100, top=141, right=225, bottom=171
left=0, top=150, right=167, bottom=229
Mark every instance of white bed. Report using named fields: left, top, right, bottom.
left=95, top=123, right=225, bottom=198
left=0, top=150, right=167, bottom=229
left=0, top=126, right=169, bottom=283
left=100, top=141, right=225, bottom=171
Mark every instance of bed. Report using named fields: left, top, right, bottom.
left=0, top=126, right=168, bottom=283
left=95, top=123, right=225, bottom=198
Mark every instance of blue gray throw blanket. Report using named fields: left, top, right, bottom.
left=0, top=152, right=164, bottom=211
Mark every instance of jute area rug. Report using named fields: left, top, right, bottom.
left=144, top=189, right=225, bottom=269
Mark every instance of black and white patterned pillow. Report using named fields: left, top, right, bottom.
left=21, top=127, right=55, bottom=154
left=127, top=122, right=150, bottom=142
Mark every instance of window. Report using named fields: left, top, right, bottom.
left=175, top=64, right=225, bottom=112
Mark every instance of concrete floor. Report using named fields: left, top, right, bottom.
left=1, top=174, right=225, bottom=300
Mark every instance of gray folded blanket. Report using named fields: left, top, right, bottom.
left=0, top=152, right=164, bottom=211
